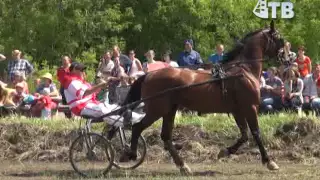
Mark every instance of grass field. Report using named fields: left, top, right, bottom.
left=1, top=112, right=317, bottom=142
left=0, top=112, right=319, bottom=180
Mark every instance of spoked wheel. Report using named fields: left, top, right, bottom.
left=69, top=132, right=114, bottom=177
left=107, top=127, right=147, bottom=170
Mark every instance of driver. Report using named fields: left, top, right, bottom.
left=63, top=62, right=145, bottom=126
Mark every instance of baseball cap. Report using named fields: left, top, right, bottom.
left=69, top=62, right=86, bottom=72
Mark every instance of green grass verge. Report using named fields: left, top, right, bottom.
left=0, top=112, right=318, bottom=142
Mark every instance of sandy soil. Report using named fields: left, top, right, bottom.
left=0, top=161, right=319, bottom=180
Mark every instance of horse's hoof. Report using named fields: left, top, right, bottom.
left=119, top=152, right=130, bottom=162
left=267, top=161, right=279, bottom=170
left=218, top=148, right=229, bottom=159
left=173, top=142, right=183, bottom=151
left=180, top=164, right=192, bottom=176
left=119, top=151, right=137, bottom=162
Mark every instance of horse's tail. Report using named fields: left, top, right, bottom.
left=121, top=74, right=147, bottom=107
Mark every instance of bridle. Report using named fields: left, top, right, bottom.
left=262, top=30, right=284, bottom=63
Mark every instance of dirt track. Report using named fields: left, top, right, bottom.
left=0, top=161, right=319, bottom=180
left=1, top=119, right=320, bottom=179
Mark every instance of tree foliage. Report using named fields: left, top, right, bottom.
left=0, top=0, right=319, bottom=70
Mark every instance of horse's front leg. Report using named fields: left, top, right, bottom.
left=218, top=111, right=249, bottom=158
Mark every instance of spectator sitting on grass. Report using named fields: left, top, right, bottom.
left=0, top=81, right=16, bottom=107
left=259, top=67, right=284, bottom=113
left=35, top=73, right=59, bottom=98
left=31, top=87, right=57, bottom=119
left=283, top=68, right=304, bottom=113
left=10, top=71, right=29, bottom=94
left=302, top=64, right=320, bottom=116
left=12, top=82, right=28, bottom=106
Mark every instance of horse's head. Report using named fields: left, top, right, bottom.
left=262, top=20, right=285, bottom=62
left=223, top=21, right=284, bottom=65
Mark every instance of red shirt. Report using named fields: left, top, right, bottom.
left=57, top=66, right=70, bottom=85
left=39, top=96, right=53, bottom=109
left=296, top=56, right=311, bottom=77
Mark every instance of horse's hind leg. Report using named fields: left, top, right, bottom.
left=161, top=107, right=192, bottom=175
left=218, top=111, right=248, bottom=158
left=119, top=115, right=156, bottom=162
left=246, top=105, right=279, bottom=170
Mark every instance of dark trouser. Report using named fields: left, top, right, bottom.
left=302, top=98, right=320, bottom=116
left=283, top=97, right=302, bottom=112
left=260, top=97, right=283, bottom=114
left=60, top=87, right=72, bottom=118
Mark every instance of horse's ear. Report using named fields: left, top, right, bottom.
left=270, top=20, right=275, bottom=33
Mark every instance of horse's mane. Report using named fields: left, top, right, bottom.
left=222, top=28, right=266, bottom=64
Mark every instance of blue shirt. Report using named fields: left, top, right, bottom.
left=208, top=53, right=224, bottom=64
left=178, top=50, right=203, bottom=67
left=36, top=83, right=57, bottom=94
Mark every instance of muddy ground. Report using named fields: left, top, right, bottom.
left=1, top=161, right=320, bottom=180
left=0, top=118, right=320, bottom=179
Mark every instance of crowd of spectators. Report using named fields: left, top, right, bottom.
left=260, top=42, right=319, bottom=116
left=0, top=39, right=317, bottom=119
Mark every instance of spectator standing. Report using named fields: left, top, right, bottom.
left=142, top=50, right=169, bottom=73
left=163, top=51, right=179, bottom=68
left=208, top=44, right=224, bottom=64
left=177, top=39, right=203, bottom=69
left=96, top=51, right=114, bottom=81
left=7, top=50, right=34, bottom=82
left=279, top=41, right=297, bottom=79
left=109, top=57, right=129, bottom=104
left=260, top=67, right=284, bottom=113
left=302, top=64, right=320, bottom=115
left=112, top=45, right=131, bottom=74
left=296, top=46, right=312, bottom=78
left=128, top=50, right=144, bottom=78
left=57, top=55, right=72, bottom=118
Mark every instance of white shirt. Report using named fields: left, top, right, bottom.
left=303, top=74, right=318, bottom=97
left=97, top=59, right=114, bottom=77
left=64, top=76, right=97, bottom=115
left=169, top=61, right=179, bottom=68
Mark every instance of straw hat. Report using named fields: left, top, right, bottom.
left=41, top=72, right=53, bottom=81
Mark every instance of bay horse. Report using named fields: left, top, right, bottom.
left=121, top=21, right=285, bottom=174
